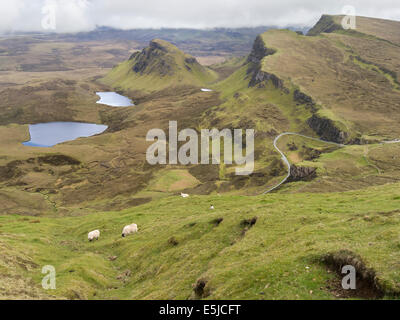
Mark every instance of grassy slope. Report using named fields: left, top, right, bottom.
left=2, top=182, right=400, bottom=299
left=331, top=15, right=400, bottom=46
left=273, top=135, right=400, bottom=194
left=258, top=20, right=400, bottom=140
left=3, top=18, right=400, bottom=300
left=101, top=39, right=218, bottom=92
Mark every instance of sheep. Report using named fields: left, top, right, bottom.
left=181, top=193, right=189, bottom=198
left=88, top=230, right=100, bottom=242
left=122, top=223, right=138, bottom=238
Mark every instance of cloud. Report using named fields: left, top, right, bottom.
left=1, top=0, right=94, bottom=33
left=0, top=0, right=399, bottom=34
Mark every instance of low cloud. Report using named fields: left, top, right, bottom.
left=1, top=0, right=399, bottom=34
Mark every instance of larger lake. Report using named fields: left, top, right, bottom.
left=23, top=122, right=108, bottom=147
left=96, top=92, right=134, bottom=107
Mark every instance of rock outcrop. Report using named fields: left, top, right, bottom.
left=249, top=70, right=283, bottom=89
left=307, top=15, right=343, bottom=36
left=128, top=39, right=206, bottom=78
left=247, top=35, right=276, bottom=64
left=307, top=114, right=348, bottom=144
left=294, top=89, right=317, bottom=111
left=288, top=165, right=317, bottom=182
left=129, top=40, right=176, bottom=76
left=103, top=38, right=218, bottom=91
left=246, top=36, right=283, bottom=89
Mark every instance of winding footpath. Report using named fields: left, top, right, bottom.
left=262, top=133, right=346, bottom=195
left=262, top=132, right=400, bottom=194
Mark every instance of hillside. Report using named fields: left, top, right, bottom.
left=57, top=26, right=278, bottom=57
left=308, top=15, right=400, bottom=45
left=101, top=39, right=218, bottom=92
left=2, top=182, right=400, bottom=299
left=2, top=15, right=400, bottom=301
left=2, top=18, right=400, bottom=217
left=252, top=15, right=400, bottom=143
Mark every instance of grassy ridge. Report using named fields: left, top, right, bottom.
left=257, top=24, right=400, bottom=141
left=101, top=39, right=218, bottom=92
left=2, top=181, right=400, bottom=299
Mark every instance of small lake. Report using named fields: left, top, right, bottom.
left=96, top=92, right=134, bottom=107
left=23, top=122, right=108, bottom=147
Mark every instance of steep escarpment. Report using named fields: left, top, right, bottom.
left=293, top=89, right=316, bottom=111
left=289, top=165, right=317, bottom=182
left=129, top=41, right=175, bottom=76
left=246, top=36, right=283, bottom=89
left=128, top=39, right=206, bottom=77
left=102, top=39, right=218, bottom=92
left=245, top=32, right=350, bottom=143
left=307, top=15, right=343, bottom=36
left=250, top=21, right=400, bottom=142
left=247, top=35, right=277, bottom=64
left=307, top=115, right=348, bottom=144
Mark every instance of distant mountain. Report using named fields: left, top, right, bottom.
left=101, top=39, right=218, bottom=92
left=35, top=26, right=310, bottom=57
left=308, top=15, right=400, bottom=45
left=4, top=15, right=400, bottom=300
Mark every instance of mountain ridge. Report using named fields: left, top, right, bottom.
left=101, top=39, right=218, bottom=92
left=252, top=17, right=400, bottom=143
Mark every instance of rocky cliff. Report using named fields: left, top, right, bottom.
left=307, top=114, right=348, bottom=144
left=129, top=39, right=205, bottom=77
left=246, top=36, right=283, bottom=89
left=102, top=38, right=218, bottom=92
left=288, top=165, right=317, bottom=182
left=307, top=15, right=343, bottom=36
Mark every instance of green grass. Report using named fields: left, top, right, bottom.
left=351, top=56, right=400, bottom=91
left=101, top=39, right=218, bottom=92
left=2, top=17, right=400, bottom=301
left=2, top=182, right=400, bottom=299
left=148, top=169, right=200, bottom=193
left=256, top=25, right=400, bottom=140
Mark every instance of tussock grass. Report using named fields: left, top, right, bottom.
left=2, top=182, right=400, bottom=299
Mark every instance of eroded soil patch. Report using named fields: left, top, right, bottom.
left=322, top=250, right=384, bottom=299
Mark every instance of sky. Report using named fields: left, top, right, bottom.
left=0, top=0, right=399, bottom=34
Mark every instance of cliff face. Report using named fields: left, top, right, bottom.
left=307, top=114, right=348, bottom=144
left=129, top=40, right=176, bottom=76
left=247, top=35, right=276, bottom=64
left=247, top=32, right=354, bottom=144
left=289, top=165, right=317, bottom=182
left=249, top=70, right=284, bottom=89
left=129, top=39, right=205, bottom=77
left=246, top=36, right=283, bottom=89
left=102, top=38, right=218, bottom=92
left=307, top=15, right=343, bottom=36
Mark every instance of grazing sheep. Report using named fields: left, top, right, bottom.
left=181, top=193, right=189, bottom=198
left=210, top=205, right=215, bottom=210
left=122, top=224, right=138, bottom=238
left=88, top=230, right=100, bottom=242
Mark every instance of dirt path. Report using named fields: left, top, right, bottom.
left=263, top=133, right=400, bottom=194
left=262, top=133, right=345, bottom=194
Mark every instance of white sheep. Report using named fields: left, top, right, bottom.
left=122, top=223, right=138, bottom=238
left=181, top=193, right=189, bottom=198
left=88, top=230, right=100, bottom=242
left=210, top=205, right=215, bottom=210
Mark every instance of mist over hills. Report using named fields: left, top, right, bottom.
left=12, top=25, right=310, bottom=57
left=2, top=13, right=400, bottom=300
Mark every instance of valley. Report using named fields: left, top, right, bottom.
left=1, top=16, right=400, bottom=300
